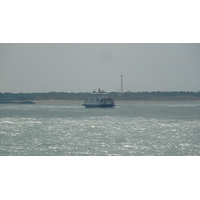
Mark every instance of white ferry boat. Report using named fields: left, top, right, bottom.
left=82, top=89, right=116, bottom=108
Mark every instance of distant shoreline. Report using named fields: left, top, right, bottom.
left=1, top=92, right=200, bottom=103
left=33, top=100, right=200, bottom=104
left=1, top=100, right=200, bottom=104
left=33, top=100, right=82, bottom=104
left=0, top=101, right=35, bottom=104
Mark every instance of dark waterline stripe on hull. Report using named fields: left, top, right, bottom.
left=82, top=104, right=116, bottom=108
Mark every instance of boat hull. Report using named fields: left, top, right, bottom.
left=82, top=104, right=116, bottom=108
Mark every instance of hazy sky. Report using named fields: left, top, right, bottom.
left=1, top=43, right=200, bottom=93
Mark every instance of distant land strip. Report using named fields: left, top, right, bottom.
left=1, top=91, right=200, bottom=102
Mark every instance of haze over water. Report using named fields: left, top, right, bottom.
left=1, top=102, right=200, bottom=156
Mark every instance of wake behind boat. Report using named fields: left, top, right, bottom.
left=82, top=89, right=116, bottom=108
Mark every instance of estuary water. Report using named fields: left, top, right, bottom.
left=0, top=102, right=200, bottom=156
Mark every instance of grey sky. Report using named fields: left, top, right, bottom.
left=1, top=43, right=200, bottom=93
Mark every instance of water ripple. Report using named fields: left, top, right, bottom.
left=1, top=103, right=200, bottom=155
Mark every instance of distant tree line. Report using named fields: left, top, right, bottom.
left=1, top=91, right=200, bottom=102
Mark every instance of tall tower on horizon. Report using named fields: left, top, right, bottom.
left=121, top=74, right=123, bottom=93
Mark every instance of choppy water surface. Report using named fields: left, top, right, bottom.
left=0, top=102, right=200, bottom=156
